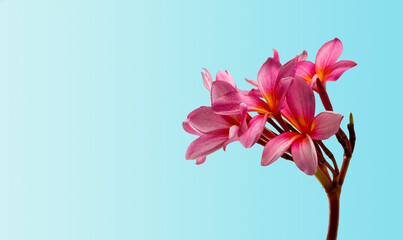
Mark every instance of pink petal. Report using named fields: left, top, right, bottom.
left=216, top=70, right=236, bottom=87
left=286, top=77, right=315, bottom=132
left=310, top=74, right=318, bottom=89
left=274, top=77, right=293, bottom=112
left=211, top=80, right=237, bottom=104
left=223, top=125, right=240, bottom=150
left=326, top=60, right=357, bottom=81
left=237, top=89, right=254, bottom=96
left=239, top=103, right=248, bottom=133
left=261, top=132, right=301, bottom=166
left=273, top=49, right=280, bottom=62
left=201, top=68, right=213, bottom=92
left=298, top=50, right=308, bottom=61
left=296, top=61, right=315, bottom=83
left=185, top=134, right=228, bottom=160
left=291, top=135, right=318, bottom=175
left=196, top=156, right=206, bottom=165
left=310, top=111, right=343, bottom=140
left=212, top=91, right=270, bottom=115
left=187, top=107, right=230, bottom=133
left=245, top=78, right=259, bottom=87
left=315, top=38, right=343, bottom=79
left=280, top=102, right=304, bottom=133
left=248, top=88, right=263, bottom=98
left=257, top=57, right=281, bottom=102
left=239, top=114, right=268, bottom=148
left=183, top=119, right=202, bottom=136
left=277, top=56, right=297, bottom=80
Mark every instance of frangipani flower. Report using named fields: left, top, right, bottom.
left=212, top=56, right=297, bottom=118
left=296, top=38, right=357, bottom=90
left=183, top=106, right=242, bottom=164
left=261, top=77, right=343, bottom=175
left=184, top=80, right=269, bottom=164
left=244, top=49, right=307, bottom=93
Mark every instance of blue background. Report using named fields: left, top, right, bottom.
left=0, top=0, right=399, bottom=239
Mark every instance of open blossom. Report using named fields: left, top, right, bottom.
left=212, top=55, right=297, bottom=117
left=261, top=77, right=343, bottom=175
left=184, top=105, right=268, bottom=164
left=184, top=72, right=269, bottom=164
left=296, top=38, right=357, bottom=90
left=245, top=49, right=307, bottom=91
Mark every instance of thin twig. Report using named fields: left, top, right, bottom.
left=318, top=140, right=339, bottom=174
left=267, top=118, right=283, bottom=133
left=275, top=114, right=289, bottom=132
left=314, top=141, right=337, bottom=177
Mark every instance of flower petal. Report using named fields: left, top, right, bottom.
left=291, top=135, right=318, bottom=175
left=310, top=111, right=343, bottom=140
left=273, top=49, right=280, bottom=62
left=239, top=103, right=248, bottom=133
left=212, top=91, right=271, bottom=115
left=223, top=125, right=239, bottom=150
left=296, top=61, right=315, bottom=83
left=183, top=119, right=202, bottom=136
left=211, top=80, right=237, bottom=104
left=261, top=132, right=301, bottom=166
left=201, top=68, right=213, bottom=92
left=187, top=106, right=230, bottom=133
left=257, top=57, right=281, bottom=103
left=326, top=60, right=357, bottom=81
left=196, top=156, right=206, bottom=165
left=315, top=38, right=343, bottom=80
left=280, top=102, right=304, bottom=133
left=239, top=114, right=268, bottom=148
left=245, top=78, right=259, bottom=87
left=277, top=56, right=297, bottom=81
left=216, top=70, right=236, bottom=87
left=185, top=134, right=228, bottom=160
left=298, top=50, right=308, bottom=61
left=286, top=77, right=315, bottom=132
left=248, top=88, right=263, bottom=98
left=274, top=77, right=293, bottom=112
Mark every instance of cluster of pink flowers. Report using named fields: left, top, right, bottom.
left=183, top=38, right=356, bottom=175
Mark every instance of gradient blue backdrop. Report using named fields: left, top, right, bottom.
left=0, top=0, right=399, bottom=239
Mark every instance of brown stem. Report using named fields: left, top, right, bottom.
left=267, top=118, right=284, bottom=133
left=318, top=141, right=339, bottom=174
left=316, top=78, right=333, bottom=111
left=274, top=114, right=289, bottom=132
left=314, top=142, right=336, bottom=177
left=326, top=186, right=341, bottom=240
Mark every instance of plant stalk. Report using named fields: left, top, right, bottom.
left=326, top=186, right=341, bottom=240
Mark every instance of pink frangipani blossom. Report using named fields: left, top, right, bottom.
left=184, top=75, right=269, bottom=164
left=261, top=77, right=343, bottom=175
left=212, top=55, right=298, bottom=117
left=296, top=38, right=357, bottom=90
